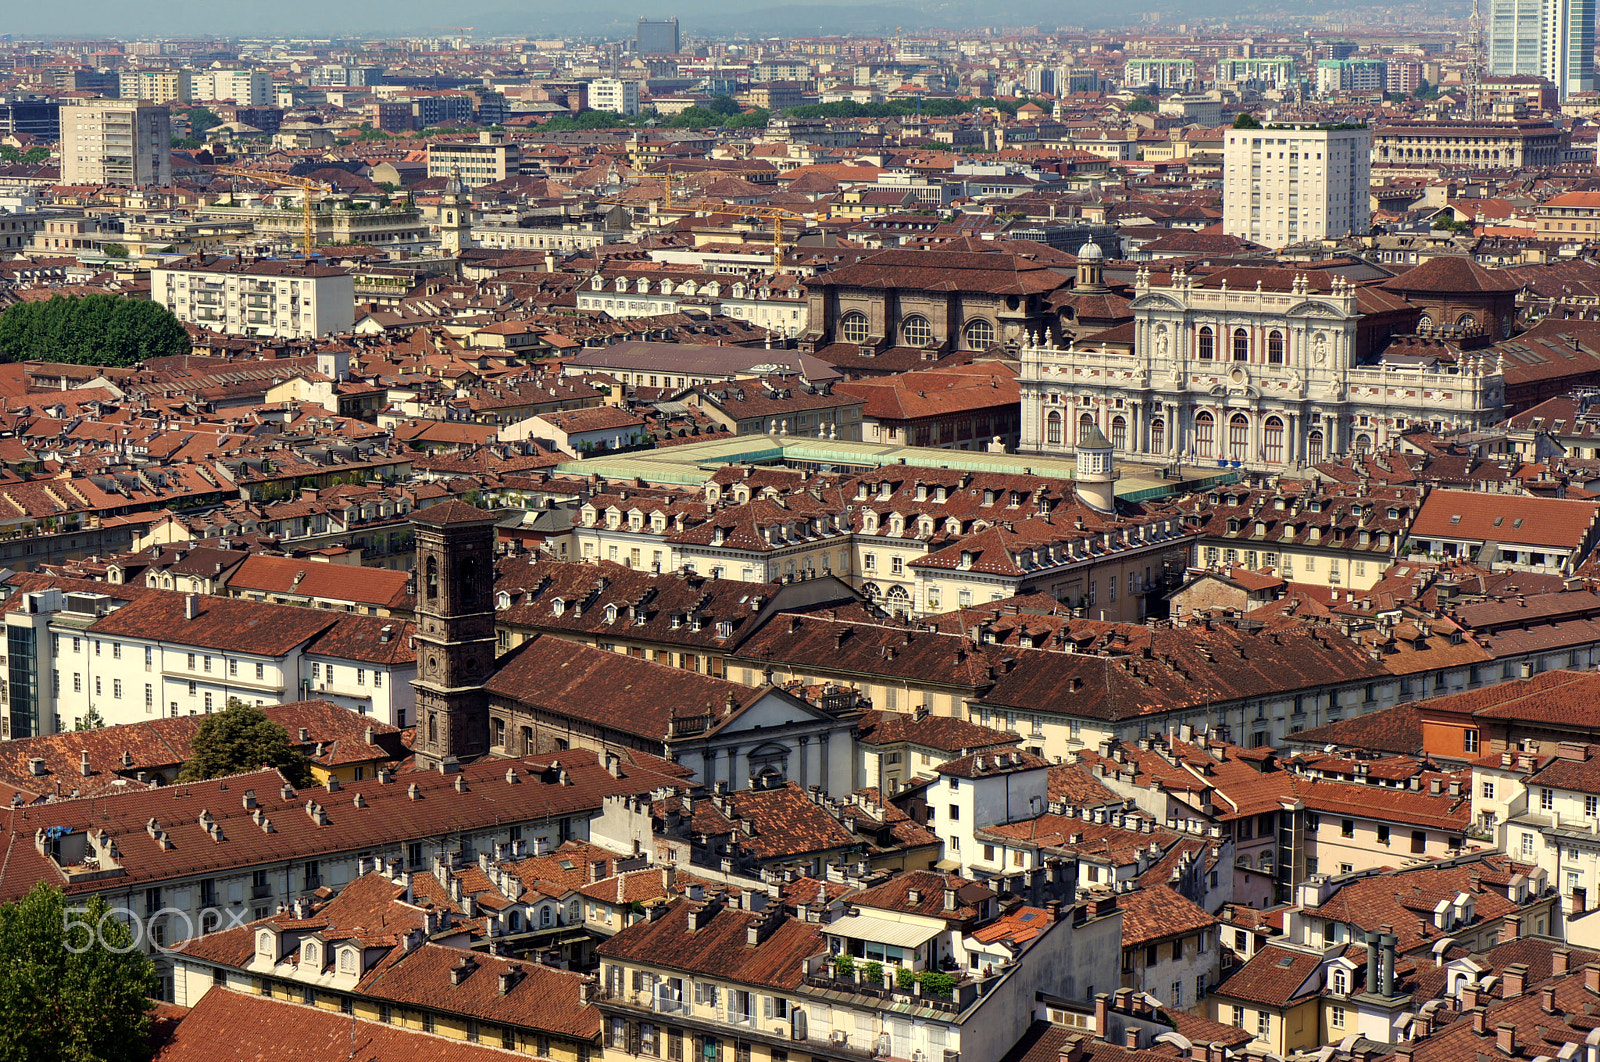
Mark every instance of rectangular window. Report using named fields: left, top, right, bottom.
left=229, top=659, right=237, bottom=677
left=145, top=684, right=153, bottom=710
left=1463, top=730, right=1479, bottom=753
left=255, top=662, right=264, bottom=680
left=113, top=679, right=122, bottom=699
left=187, top=653, right=195, bottom=670
left=1543, top=789, right=1555, bottom=811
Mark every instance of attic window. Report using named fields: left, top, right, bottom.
left=1276, top=955, right=1296, bottom=968
left=1493, top=517, right=1504, bottom=527
left=1449, top=515, right=1461, bottom=524
left=551, top=598, right=566, bottom=616
left=1513, top=518, right=1524, bottom=529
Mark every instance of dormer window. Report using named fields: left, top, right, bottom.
left=604, top=604, right=619, bottom=623
left=304, top=941, right=320, bottom=967
left=960, top=551, right=975, bottom=570
left=339, top=947, right=357, bottom=974
left=496, top=591, right=511, bottom=610
left=551, top=598, right=566, bottom=616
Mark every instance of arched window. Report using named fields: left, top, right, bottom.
left=841, top=311, right=870, bottom=344
left=1457, top=313, right=1476, bottom=332
left=1355, top=432, right=1372, bottom=454
left=428, top=712, right=438, bottom=744
left=1197, top=326, right=1214, bottom=360
left=425, top=556, right=438, bottom=601
left=1078, top=412, right=1095, bottom=444
left=1232, top=328, right=1249, bottom=362
left=459, top=557, right=476, bottom=608
left=1417, top=314, right=1433, bottom=331
left=1263, top=416, right=1284, bottom=465
left=902, top=314, right=932, bottom=347
left=1150, top=417, right=1165, bottom=454
left=1195, top=411, right=1215, bottom=457
left=1307, top=430, right=1325, bottom=465
left=1110, top=415, right=1127, bottom=451
left=1267, top=330, right=1284, bottom=364
left=1229, top=413, right=1249, bottom=460
left=1045, top=410, right=1063, bottom=446
left=963, top=318, right=996, bottom=349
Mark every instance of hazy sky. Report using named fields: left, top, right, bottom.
left=8, top=0, right=1143, bottom=38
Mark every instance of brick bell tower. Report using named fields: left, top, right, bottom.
left=411, top=501, right=498, bottom=769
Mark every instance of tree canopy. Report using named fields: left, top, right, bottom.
left=1126, top=95, right=1157, bottom=112
left=0, top=295, right=190, bottom=367
left=1233, top=112, right=1263, bottom=129
left=0, top=883, right=158, bottom=1062
left=178, top=699, right=312, bottom=787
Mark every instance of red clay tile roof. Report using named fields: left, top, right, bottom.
left=1117, top=885, right=1219, bottom=947
left=1212, top=944, right=1323, bottom=1007
left=152, top=986, right=527, bottom=1062
left=1379, top=254, right=1522, bottom=294
left=1410, top=490, right=1599, bottom=549
left=595, top=896, right=823, bottom=989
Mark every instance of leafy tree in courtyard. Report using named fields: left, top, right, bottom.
left=0, top=295, right=189, bottom=367
left=1233, top=112, right=1262, bottom=129
left=178, top=698, right=312, bottom=786
left=0, top=883, right=158, bottom=1062
left=1126, top=95, right=1156, bottom=112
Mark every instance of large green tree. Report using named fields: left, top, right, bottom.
left=0, top=883, right=158, bottom=1062
left=0, top=295, right=190, bottom=367
left=179, top=699, right=312, bottom=786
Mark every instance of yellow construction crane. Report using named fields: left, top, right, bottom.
left=217, top=166, right=327, bottom=256
left=709, top=203, right=828, bottom=270
left=596, top=192, right=827, bottom=270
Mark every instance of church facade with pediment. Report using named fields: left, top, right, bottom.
left=1019, top=265, right=1508, bottom=471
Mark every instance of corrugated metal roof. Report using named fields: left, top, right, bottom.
left=825, top=913, right=943, bottom=949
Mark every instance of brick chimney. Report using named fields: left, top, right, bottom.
left=1496, top=1023, right=1516, bottom=1055
left=1501, top=913, right=1522, bottom=942
left=1554, top=949, right=1571, bottom=975
left=1586, top=963, right=1600, bottom=994
left=1093, top=994, right=1108, bottom=1040
left=1122, top=1027, right=1140, bottom=1051
left=1503, top=963, right=1528, bottom=998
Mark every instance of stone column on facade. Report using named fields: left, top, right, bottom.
left=798, top=736, right=809, bottom=788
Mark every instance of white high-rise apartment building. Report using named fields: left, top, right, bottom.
left=59, top=98, right=172, bottom=188
left=1488, top=0, right=1595, bottom=97
left=587, top=78, right=641, bottom=116
left=1222, top=124, right=1371, bottom=250
left=194, top=70, right=274, bottom=106
left=153, top=256, right=354, bottom=338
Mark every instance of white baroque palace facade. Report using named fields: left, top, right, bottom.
left=1019, top=265, right=1508, bottom=471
